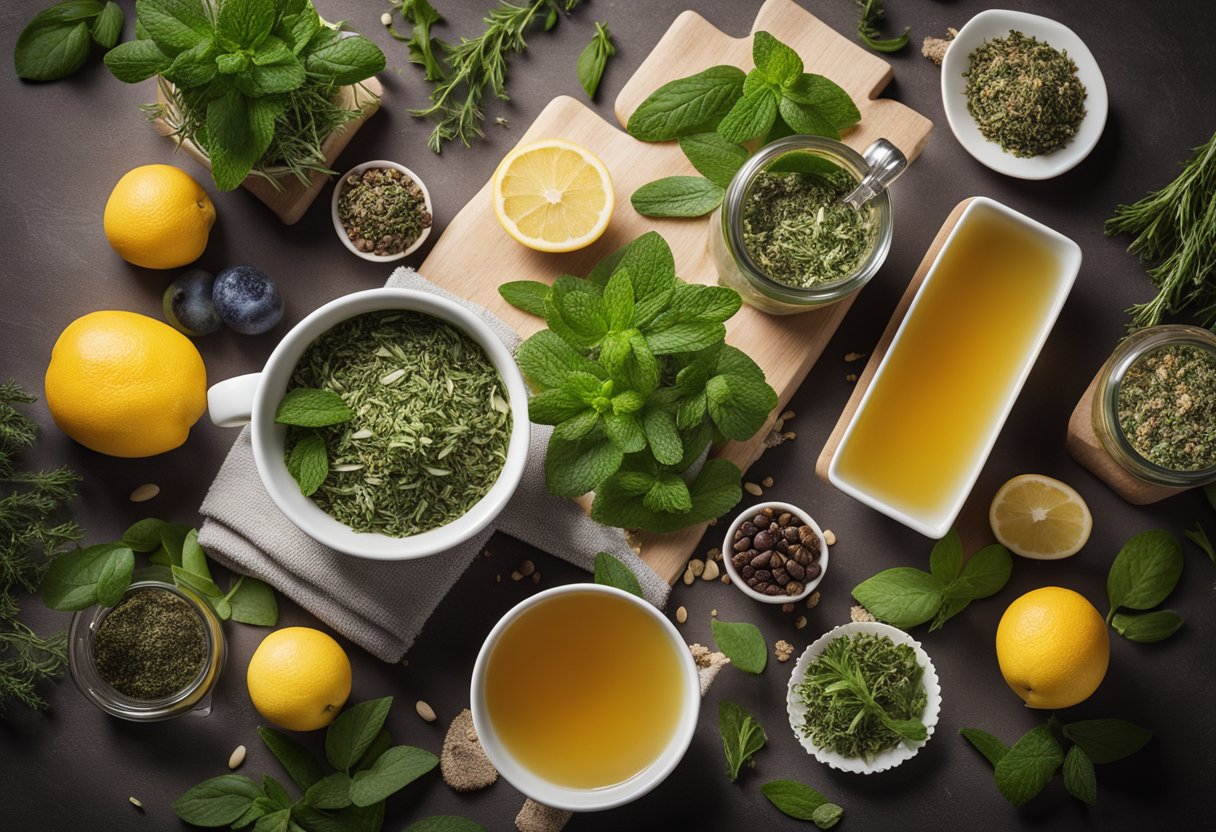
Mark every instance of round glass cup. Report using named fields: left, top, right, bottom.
left=68, top=572, right=226, bottom=721
left=708, top=135, right=894, bottom=315
left=1092, top=324, right=1216, bottom=488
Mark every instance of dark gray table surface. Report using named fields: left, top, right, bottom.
left=3, top=1, right=1214, bottom=829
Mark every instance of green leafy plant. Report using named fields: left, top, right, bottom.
left=719, top=700, right=766, bottom=781
left=499, top=231, right=778, bottom=533
left=387, top=0, right=446, bottom=81
left=105, top=0, right=386, bottom=190
left=275, top=388, right=354, bottom=496
left=710, top=618, right=767, bottom=674
left=761, top=780, right=844, bottom=829
left=1187, top=522, right=1215, bottom=564
left=1105, top=530, right=1184, bottom=643
left=961, top=716, right=1151, bottom=807
left=851, top=529, right=1013, bottom=630
left=592, top=552, right=643, bottom=597
left=577, top=21, right=614, bottom=99
left=854, top=0, right=909, bottom=53
left=176, top=696, right=438, bottom=830
left=42, top=518, right=278, bottom=626
left=626, top=31, right=861, bottom=218
left=14, top=0, right=124, bottom=81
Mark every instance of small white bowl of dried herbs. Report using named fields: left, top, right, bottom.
left=786, top=621, right=941, bottom=774
left=332, top=160, right=433, bottom=261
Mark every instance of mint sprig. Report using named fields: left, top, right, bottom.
left=1104, top=529, right=1185, bottom=641
left=719, top=700, right=766, bottom=781
left=14, top=1, right=124, bottom=82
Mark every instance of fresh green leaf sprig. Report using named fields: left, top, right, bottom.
left=577, top=21, right=614, bottom=99
left=1187, top=522, right=1215, bottom=564
left=854, top=0, right=909, bottom=54
left=175, top=696, right=440, bottom=831
left=626, top=31, right=861, bottom=218
left=106, top=0, right=386, bottom=190
left=1105, top=530, right=1185, bottom=643
left=762, top=780, right=844, bottom=829
left=851, top=529, right=1013, bottom=630
left=719, top=700, right=766, bottom=781
left=961, top=716, right=1152, bottom=807
left=386, top=0, right=447, bottom=81
left=41, top=518, right=278, bottom=626
left=593, top=552, right=643, bottom=597
left=711, top=619, right=767, bottom=674
left=499, top=231, right=778, bottom=534
left=276, top=388, right=354, bottom=496
left=14, top=1, right=125, bottom=82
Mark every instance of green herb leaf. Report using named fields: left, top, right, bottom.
left=262, top=774, right=291, bottom=809
left=993, top=724, right=1064, bottom=807
left=290, top=801, right=385, bottom=832
left=705, top=373, right=778, bottom=440
left=275, top=388, right=353, bottom=428
left=719, top=700, right=767, bottom=781
left=928, top=529, right=963, bottom=583
left=228, top=575, right=278, bottom=626
left=499, top=281, right=551, bottom=317
left=94, top=547, right=134, bottom=607
left=305, top=771, right=353, bottom=809
left=812, top=803, right=844, bottom=829
left=711, top=619, right=767, bottom=674
left=960, top=728, right=1009, bottom=768
left=404, top=817, right=487, bottom=832
left=139, top=0, right=212, bottom=52
left=593, top=552, right=644, bottom=598
left=592, top=458, right=741, bottom=533
left=349, top=745, right=438, bottom=807
left=182, top=528, right=210, bottom=578
left=577, top=21, right=614, bottom=99
left=643, top=472, right=693, bottom=513
left=326, top=697, right=393, bottom=773
left=172, top=565, right=224, bottom=598
left=103, top=37, right=172, bottom=81
left=957, top=543, right=1013, bottom=598
left=252, top=808, right=290, bottom=832
left=1062, top=719, right=1152, bottom=764
left=1062, top=745, right=1097, bottom=805
left=627, top=65, right=747, bottom=141
left=172, top=774, right=264, bottom=826
left=752, top=31, right=802, bottom=86
left=90, top=2, right=124, bottom=49
left=1186, top=522, right=1216, bottom=563
left=856, top=0, right=910, bottom=54
left=641, top=409, right=683, bottom=466
left=258, top=726, right=325, bottom=791
left=630, top=176, right=725, bottom=218
left=287, top=432, right=329, bottom=497
left=515, top=330, right=602, bottom=388
left=777, top=96, right=838, bottom=138
left=602, top=269, right=635, bottom=331
left=783, top=74, right=861, bottom=131
left=120, top=518, right=167, bottom=552
left=14, top=19, right=91, bottom=82
left=761, top=779, right=828, bottom=820
left=304, top=34, right=386, bottom=86
left=678, top=133, right=748, bottom=188
left=41, top=543, right=122, bottom=610
left=851, top=567, right=944, bottom=628
left=717, top=87, right=778, bottom=143
left=1106, top=530, right=1183, bottom=619
left=160, top=522, right=192, bottom=568
left=216, top=0, right=274, bottom=50
left=1112, top=609, right=1184, bottom=642
left=545, top=433, right=623, bottom=497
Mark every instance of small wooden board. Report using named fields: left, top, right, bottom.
left=153, top=79, right=382, bottom=225
left=420, top=0, right=932, bottom=584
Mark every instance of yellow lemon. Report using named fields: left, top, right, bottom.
left=989, top=474, right=1093, bottom=559
left=492, top=138, right=614, bottom=252
left=44, top=311, right=206, bottom=458
left=247, top=627, right=352, bottom=732
left=995, top=587, right=1109, bottom=709
left=104, top=164, right=216, bottom=269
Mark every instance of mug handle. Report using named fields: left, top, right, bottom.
left=207, top=373, right=261, bottom=427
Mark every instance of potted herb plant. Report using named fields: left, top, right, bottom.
left=105, top=0, right=386, bottom=223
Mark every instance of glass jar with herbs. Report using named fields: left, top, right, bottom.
left=68, top=572, right=225, bottom=721
left=709, top=136, right=893, bottom=315
left=1092, top=325, right=1216, bottom=488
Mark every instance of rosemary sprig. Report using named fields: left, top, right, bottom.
left=855, top=0, right=909, bottom=54
left=1106, top=131, right=1216, bottom=330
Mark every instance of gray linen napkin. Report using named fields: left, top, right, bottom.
left=198, top=268, right=670, bottom=663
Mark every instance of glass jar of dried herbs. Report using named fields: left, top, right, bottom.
left=1093, top=325, right=1216, bottom=487
left=709, top=136, right=892, bottom=315
left=68, top=574, right=225, bottom=721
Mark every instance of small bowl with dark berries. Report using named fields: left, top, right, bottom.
left=722, top=502, right=828, bottom=604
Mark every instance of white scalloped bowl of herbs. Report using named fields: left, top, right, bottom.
left=786, top=621, right=941, bottom=774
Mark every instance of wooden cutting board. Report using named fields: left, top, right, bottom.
left=419, top=0, right=933, bottom=584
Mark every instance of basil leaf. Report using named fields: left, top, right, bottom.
left=258, top=726, right=325, bottom=791
left=1062, top=745, right=1097, bottom=805
left=182, top=528, right=210, bottom=579
left=104, top=37, right=172, bottom=82
left=228, top=575, right=278, bottom=626
left=544, top=432, right=623, bottom=497
left=41, top=543, right=121, bottom=610
left=929, top=530, right=964, bottom=583
left=812, top=803, right=844, bottom=829
left=353, top=728, right=393, bottom=773
left=711, top=619, right=767, bottom=674
left=172, top=565, right=224, bottom=598
left=627, top=65, right=747, bottom=141
left=576, top=22, right=614, bottom=99
left=499, top=280, right=551, bottom=317
left=1111, top=609, right=1183, bottom=643
left=90, top=2, right=124, bottom=49
left=172, top=774, right=264, bottom=826
left=326, top=697, right=393, bottom=772
left=1106, top=530, right=1183, bottom=615
left=593, top=552, right=644, bottom=598
left=851, top=567, right=944, bottom=628
left=122, top=518, right=168, bottom=552
left=304, top=771, right=353, bottom=809
left=631, top=175, right=725, bottom=218
left=349, top=745, right=438, bottom=807
left=287, top=431, right=329, bottom=497
left=404, top=818, right=487, bottom=832
left=957, top=543, right=1013, bottom=598
left=719, top=700, right=766, bottom=781
left=304, top=34, right=386, bottom=86
left=14, top=20, right=91, bottom=82
left=761, top=779, right=828, bottom=820
left=95, top=547, right=135, bottom=607
left=993, top=724, right=1064, bottom=806
left=677, top=133, right=748, bottom=188
left=752, top=31, right=802, bottom=86
left=717, top=87, right=778, bottom=143
left=960, top=728, right=1009, bottom=768
left=1061, top=719, right=1152, bottom=764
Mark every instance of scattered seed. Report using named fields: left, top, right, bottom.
left=794, top=615, right=807, bottom=629
left=761, top=476, right=774, bottom=488
left=781, top=409, right=796, bottom=420
left=688, top=559, right=706, bottom=578
left=228, top=744, right=246, bottom=770
left=744, top=482, right=763, bottom=496
left=519, top=560, right=535, bottom=577
left=851, top=605, right=877, bottom=623
left=683, top=567, right=695, bottom=586
left=711, top=609, right=718, bottom=617
left=129, top=797, right=143, bottom=809
left=531, top=572, right=541, bottom=584
left=774, top=417, right=786, bottom=432
left=823, top=529, right=837, bottom=546
left=782, top=603, right=795, bottom=613
left=846, top=373, right=858, bottom=383
left=721, top=574, right=731, bottom=584
left=676, top=606, right=688, bottom=624
left=481, top=549, right=492, bottom=558
left=775, top=639, right=795, bottom=662
left=845, top=351, right=867, bottom=362
left=702, top=560, right=720, bottom=581
left=496, top=574, right=502, bottom=583
left=511, top=570, right=523, bottom=582
left=129, top=483, right=160, bottom=503
left=380, top=12, right=392, bottom=26
left=783, top=431, right=797, bottom=440
left=806, top=591, right=821, bottom=609
left=416, top=700, right=437, bottom=722
left=707, top=547, right=722, bottom=561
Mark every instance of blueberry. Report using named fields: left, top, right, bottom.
left=163, top=269, right=221, bottom=336
left=213, top=265, right=283, bottom=335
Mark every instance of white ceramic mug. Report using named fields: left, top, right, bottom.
left=470, top=584, right=700, bottom=812
left=206, top=288, right=531, bottom=560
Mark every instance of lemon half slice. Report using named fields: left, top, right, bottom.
left=989, top=474, right=1093, bottom=559
left=492, top=138, right=614, bottom=252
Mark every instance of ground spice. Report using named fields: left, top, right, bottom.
left=93, top=588, right=207, bottom=700
left=962, top=30, right=1086, bottom=158
left=742, top=170, right=876, bottom=288
left=338, top=167, right=432, bottom=256
left=1117, top=343, right=1216, bottom=471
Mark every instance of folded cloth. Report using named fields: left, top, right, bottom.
left=198, top=268, right=670, bottom=662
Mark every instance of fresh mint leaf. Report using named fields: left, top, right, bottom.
left=960, top=728, right=1009, bottom=768
left=305, top=772, right=353, bottom=809
left=41, top=543, right=122, bottom=610
left=783, top=74, right=861, bottom=130
left=291, top=801, right=384, bottom=832
left=627, top=65, right=747, bottom=141
left=752, top=31, right=802, bottom=86
left=1062, top=719, right=1152, bottom=764
left=29, top=0, right=104, bottom=22
left=711, top=619, right=767, bottom=674
left=304, top=34, right=386, bottom=86
left=349, top=745, right=438, bottom=807
left=592, top=458, right=741, bottom=533
left=957, top=543, right=1013, bottom=598
left=162, top=36, right=217, bottom=89
left=777, top=95, right=839, bottom=139
left=663, top=284, right=742, bottom=324
left=545, top=433, right=623, bottom=496
left=812, top=803, right=844, bottom=829
left=238, top=55, right=305, bottom=96
left=678, top=133, right=748, bottom=188
left=593, top=552, right=644, bottom=598
left=705, top=373, right=778, bottom=440
left=561, top=291, right=609, bottom=345
left=121, top=518, right=168, bottom=552
left=1112, top=609, right=1183, bottom=642
left=139, top=0, right=212, bottom=52
left=852, top=567, right=944, bottom=629
left=90, top=2, right=124, bottom=49
left=14, top=18, right=91, bottom=81
left=182, top=528, right=210, bottom=578
left=253, top=808, right=290, bottom=832
left=719, top=701, right=766, bottom=781
left=761, top=779, right=828, bottom=820
left=616, top=231, right=677, bottom=300
left=217, top=0, right=275, bottom=50
left=929, top=529, right=964, bottom=584
left=515, top=330, right=603, bottom=389
left=929, top=595, right=970, bottom=631
left=287, top=431, right=329, bottom=497
left=262, top=774, right=291, bottom=809
left=604, top=412, right=645, bottom=452
left=160, top=522, right=192, bottom=568
left=172, top=774, right=264, bottom=827
left=643, top=472, right=692, bottom=513
left=993, top=724, right=1064, bottom=806
left=354, top=728, right=393, bottom=773
left=529, top=388, right=591, bottom=426
left=717, top=87, right=778, bottom=143
left=228, top=575, right=278, bottom=626
left=216, top=51, right=249, bottom=75
left=276, top=388, right=353, bottom=427
left=602, top=268, right=635, bottom=330
left=258, top=726, right=325, bottom=791
left=642, top=408, right=683, bottom=465
left=1106, top=529, right=1183, bottom=619
left=252, top=34, right=293, bottom=65
left=646, top=321, right=725, bottom=355
left=577, top=22, right=614, bottom=99
left=404, top=818, right=487, bottom=832
left=94, top=547, right=135, bottom=607
left=631, top=176, right=725, bottom=218
left=499, top=280, right=551, bottom=317
left=327, top=697, right=393, bottom=773
left=104, top=37, right=172, bottom=81
left=1062, top=745, right=1096, bottom=805
left=172, top=565, right=224, bottom=599
left=1186, top=522, right=1215, bottom=563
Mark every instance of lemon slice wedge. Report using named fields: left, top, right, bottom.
left=492, top=138, right=614, bottom=252
left=989, top=474, right=1093, bottom=559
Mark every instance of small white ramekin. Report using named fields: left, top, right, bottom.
left=332, top=160, right=433, bottom=262
left=720, top=501, right=829, bottom=604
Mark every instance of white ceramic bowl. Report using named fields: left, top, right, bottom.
left=786, top=622, right=942, bottom=774
left=206, top=288, right=530, bottom=560
left=332, top=160, right=433, bottom=261
left=720, top=501, right=828, bottom=604
left=941, top=9, right=1108, bottom=180
left=470, top=584, right=700, bottom=812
